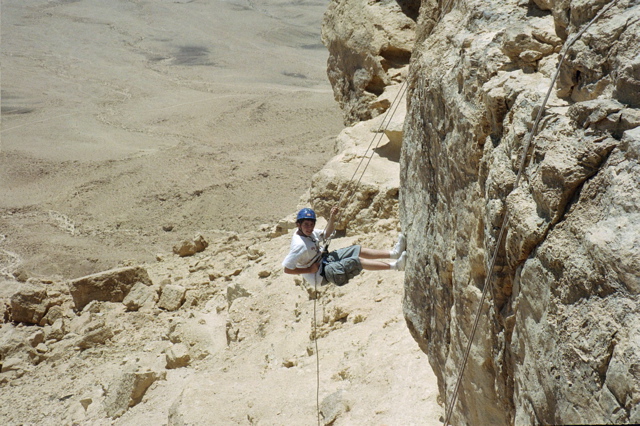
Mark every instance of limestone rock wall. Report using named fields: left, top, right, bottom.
left=398, top=0, right=640, bottom=425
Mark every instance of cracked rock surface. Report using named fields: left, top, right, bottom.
left=399, top=1, right=640, bottom=424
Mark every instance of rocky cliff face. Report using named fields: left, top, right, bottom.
left=322, top=0, right=419, bottom=125
left=324, top=0, right=640, bottom=424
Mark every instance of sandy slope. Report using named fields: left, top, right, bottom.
left=1, top=1, right=443, bottom=424
left=1, top=0, right=344, bottom=278
left=0, top=228, right=443, bottom=425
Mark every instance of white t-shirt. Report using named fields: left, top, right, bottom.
left=282, top=229, right=326, bottom=284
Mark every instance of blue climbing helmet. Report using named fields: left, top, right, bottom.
left=296, top=208, right=316, bottom=222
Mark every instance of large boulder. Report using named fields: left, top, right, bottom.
left=172, top=234, right=208, bottom=257
left=68, top=266, right=151, bottom=311
left=104, top=365, right=166, bottom=418
left=8, top=283, right=49, bottom=324
left=122, top=282, right=158, bottom=312
left=0, top=325, right=31, bottom=363
left=157, top=284, right=186, bottom=311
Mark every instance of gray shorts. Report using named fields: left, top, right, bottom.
left=321, top=245, right=362, bottom=286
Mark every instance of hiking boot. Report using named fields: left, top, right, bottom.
left=390, top=233, right=406, bottom=259
left=394, top=251, right=407, bottom=271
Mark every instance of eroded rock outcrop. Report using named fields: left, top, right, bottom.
left=322, top=0, right=419, bottom=125
left=394, top=0, right=640, bottom=424
left=68, top=266, right=152, bottom=311
left=8, top=283, right=50, bottom=325
left=303, top=77, right=407, bottom=234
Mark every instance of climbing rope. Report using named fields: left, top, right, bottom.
left=442, top=1, right=621, bottom=425
left=334, top=0, right=456, bottom=216
left=314, top=277, right=321, bottom=426
left=309, top=1, right=459, bottom=423
left=309, top=65, right=410, bottom=426
left=308, top=45, right=410, bottom=426
left=338, top=80, right=409, bottom=211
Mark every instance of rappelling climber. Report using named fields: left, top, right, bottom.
left=282, top=206, right=406, bottom=286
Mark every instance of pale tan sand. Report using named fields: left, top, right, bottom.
left=1, top=0, right=344, bottom=278
left=0, top=4, right=443, bottom=424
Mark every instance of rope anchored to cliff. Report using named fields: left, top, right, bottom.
left=309, top=84, right=408, bottom=425
left=335, top=0, right=457, bottom=220
left=443, top=1, right=621, bottom=425
left=340, top=82, right=408, bottom=209
left=310, top=1, right=458, bottom=423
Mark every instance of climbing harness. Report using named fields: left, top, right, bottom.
left=308, top=49, right=410, bottom=426
left=442, top=1, right=621, bottom=425
left=309, top=1, right=459, bottom=423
